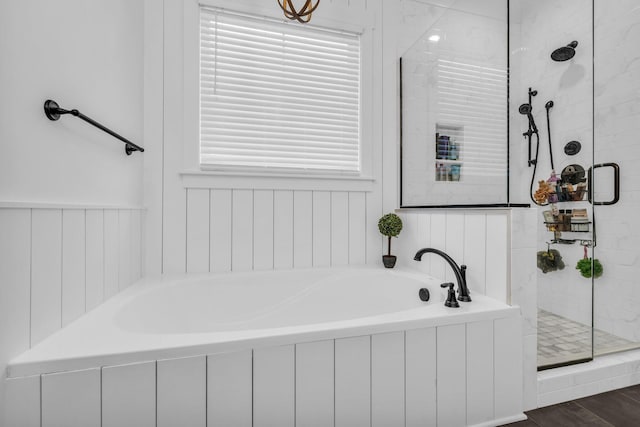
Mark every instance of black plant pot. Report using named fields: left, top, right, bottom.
left=382, top=255, right=397, bottom=268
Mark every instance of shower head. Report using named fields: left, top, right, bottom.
left=519, top=103, right=538, bottom=133
left=519, top=103, right=532, bottom=115
left=551, top=41, right=578, bottom=61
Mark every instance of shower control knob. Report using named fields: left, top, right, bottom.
left=418, top=288, right=430, bottom=302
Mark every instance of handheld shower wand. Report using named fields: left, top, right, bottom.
left=519, top=103, right=539, bottom=134
left=521, top=87, right=538, bottom=167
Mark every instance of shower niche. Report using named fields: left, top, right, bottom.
left=400, top=3, right=509, bottom=207
left=434, top=124, right=463, bottom=182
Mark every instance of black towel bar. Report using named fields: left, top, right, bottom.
left=44, top=99, right=144, bottom=155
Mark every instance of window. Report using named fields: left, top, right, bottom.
left=199, top=7, right=361, bottom=173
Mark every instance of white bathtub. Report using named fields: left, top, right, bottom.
left=6, top=266, right=526, bottom=427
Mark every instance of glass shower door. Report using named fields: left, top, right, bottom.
left=509, top=0, right=597, bottom=370
left=591, top=0, right=640, bottom=358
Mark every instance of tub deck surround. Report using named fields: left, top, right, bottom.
left=8, top=266, right=518, bottom=378
left=5, top=266, right=525, bottom=426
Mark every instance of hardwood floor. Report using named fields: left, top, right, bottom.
left=503, top=385, right=640, bottom=427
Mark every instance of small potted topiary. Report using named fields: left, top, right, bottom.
left=378, top=213, right=403, bottom=268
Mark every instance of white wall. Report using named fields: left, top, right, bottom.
left=0, top=1, right=145, bottom=423
left=0, top=0, right=144, bottom=205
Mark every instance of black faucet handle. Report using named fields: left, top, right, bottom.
left=460, top=265, right=468, bottom=291
left=440, top=282, right=459, bottom=308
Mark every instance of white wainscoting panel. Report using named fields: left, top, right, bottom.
left=103, top=209, right=120, bottom=298
left=4, top=375, right=40, bottom=427
left=296, top=340, right=334, bottom=427
left=187, top=188, right=211, bottom=273
left=1, top=206, right=144, bottom=393
left=231, top=190, right=254, bottom=272
left=486, top=214, right=509, bottom=302
left=273, top=191, right=294, bottom=270
left=429, top=213, right=448, bottom=281
left=371, top=332, right=405, bottom=427
left=210, top=189, right=233, bottom=272
left=85, top=209, right=105, bottom=311
left=445, top=213, right=465, bottom=284
left=31, top=209, right=63, bottom=346
left=437, top=323, right=467, bottom=427
left=405, top=327, right=437, bottom=427
left=396, top=210, right=512, bottom=303
left=0, top=209, right=31, bottom=372
left=118, top=209, right=131, bottom=290
left=293, top=191, right=313, bottom=268
left=6, top=312, right=524, bottom=427
left=495, top=317, right=524, bottom=419
left=466, top=320, right=495, bottom=425
left=348, top=192, right=367, bottom=265
left=331, top=192, right=350, bottom=266
left=253, top=345, right=295, bottom=427
left=253, top=190, right=274, bottom=271
left=463, top=214, right=487, bottom=295
left=207, top=350, right=253, bottom=427
left=335, top=336, right=371, bottom=427
left=102, top=361, right=156, bottom=427
left=130, top=209, right=142, bottom=282
left=157, top=356, right=207, bottom=427
left=62, top=209, right=86, bottom=326
left=184, top=189, right=372, bottom=273
left=312, top=191, right=332, bottom=267
left=42, top=368, right=101, bottom=427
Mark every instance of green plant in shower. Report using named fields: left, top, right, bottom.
left=537, top=248, right=565, bottom=273
left=576, top=258, right=603, bottom=279
left=378, top=213, right=403, bottom=256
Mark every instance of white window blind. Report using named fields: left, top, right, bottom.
left=200, top=7, right=361, bottom=172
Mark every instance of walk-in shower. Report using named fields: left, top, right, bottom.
left=511, top=0, right=635, bottom=371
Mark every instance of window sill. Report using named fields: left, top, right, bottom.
left=180, top=170, right=375, bottom=192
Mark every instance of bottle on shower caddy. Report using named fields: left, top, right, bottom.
left=547, top=171, right=560, bottom=203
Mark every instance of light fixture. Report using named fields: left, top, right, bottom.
left=277, top=0, right=320, bottom=23
left=428, top=34, right=441, bottom=42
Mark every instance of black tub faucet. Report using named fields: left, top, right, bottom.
left=413, top=248, right=472, bottom=303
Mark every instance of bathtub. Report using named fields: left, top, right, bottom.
left=6, top=266, right=526, bottom=427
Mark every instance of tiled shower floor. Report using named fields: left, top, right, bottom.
left=537, top=309, right=639, bottom=368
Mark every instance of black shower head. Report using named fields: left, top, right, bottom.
left=551, top=41, right=578, bottom=61
left=519, top=103, right=538, bottom=133
left=519, top=103, right=532, bottom=115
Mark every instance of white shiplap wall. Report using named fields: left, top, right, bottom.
left=394, top=210, right=510, bottom=303
left=5, top=317, right=524, bottom=427
left=185, top=188, right=370, bottom=273
left=0, top=206, right=143, bottom=417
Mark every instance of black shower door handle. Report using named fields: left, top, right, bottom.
left=588, top=162, right=620, bottom=206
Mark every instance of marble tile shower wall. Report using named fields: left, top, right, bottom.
left=591, top=0, right=640, bottom=343
left=510, top=0, right=594, bottom=327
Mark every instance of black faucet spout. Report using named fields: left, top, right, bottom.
left=414, top=248, right=472, bottom=302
